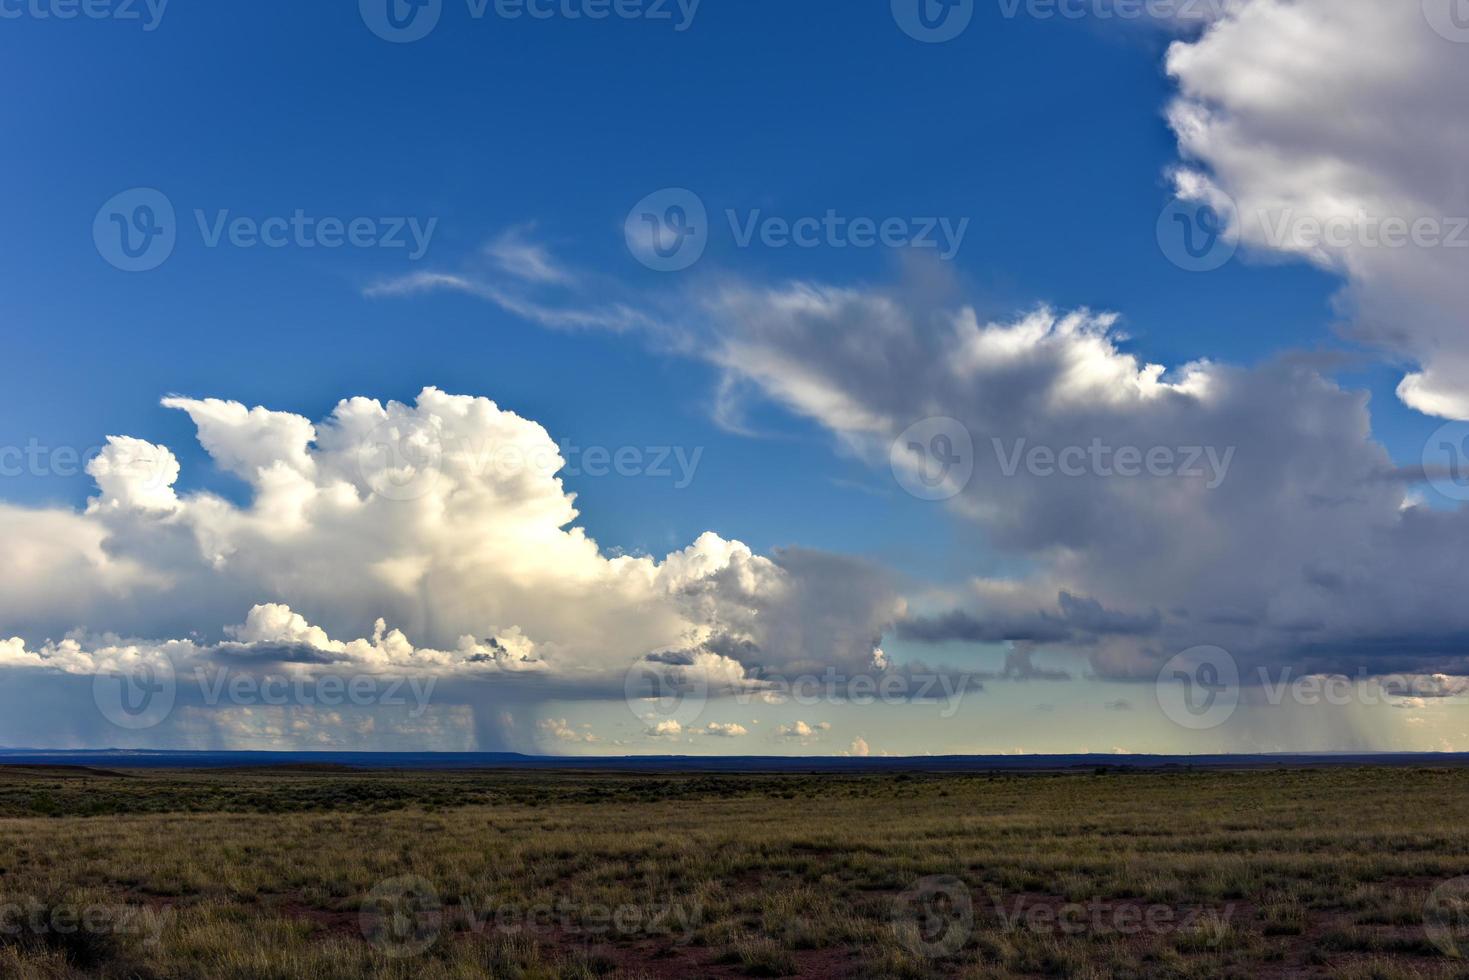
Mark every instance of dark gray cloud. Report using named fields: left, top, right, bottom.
left=704, top=283, right=1469, bottom=682
left=900, top=592, right=1159, bottom=648
left=208, top=642, right=345, bottom=666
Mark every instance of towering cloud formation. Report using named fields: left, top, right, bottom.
left=1165, top=0, right=1469, bottom=418
left=0, top=388, right=902, bottom=749
left=704, top=287, right=1469, bottom=682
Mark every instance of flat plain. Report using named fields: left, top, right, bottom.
left=2, top=766, right=1469, bottom=978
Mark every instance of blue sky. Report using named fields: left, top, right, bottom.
left=6, top=2, right=1427, bottom=537
left=3, top=0, right=1468, bottom=756
left=0, top=1, right=1367, bottom=524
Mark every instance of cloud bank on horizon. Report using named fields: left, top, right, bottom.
left=0, top=387, right=918, bottom=750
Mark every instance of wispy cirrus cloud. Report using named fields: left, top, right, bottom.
left=364, top=269, right=662, bottom=333
left=485, top=226, right=578, bottom=286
